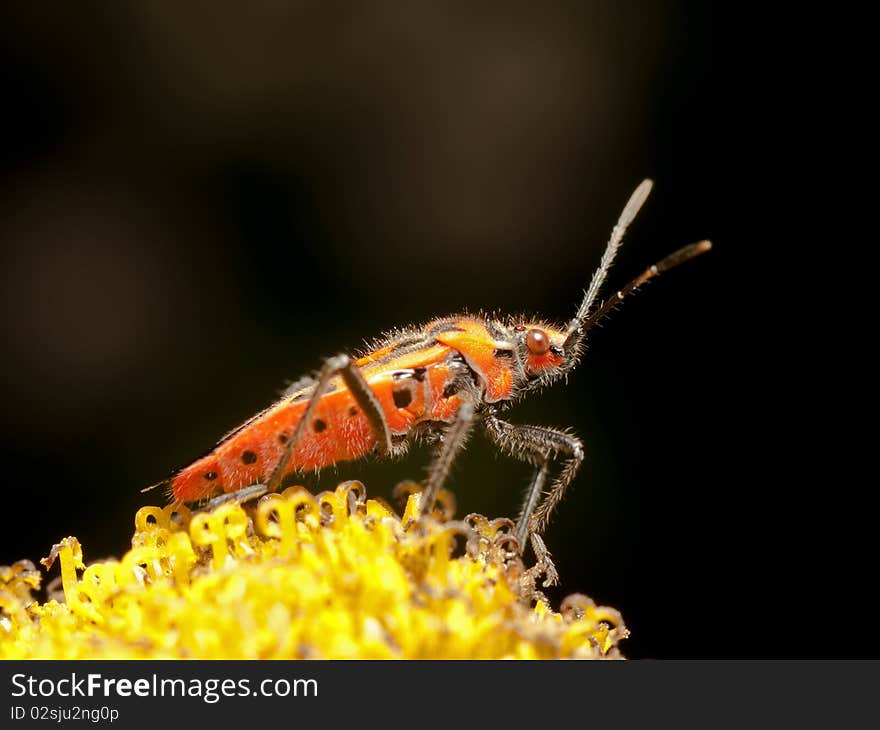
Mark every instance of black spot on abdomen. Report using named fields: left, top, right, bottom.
left=393, top=388, right=413, bottom=409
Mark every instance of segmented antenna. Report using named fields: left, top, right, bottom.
left=579, top=240, right=712, bottom=333
left=567, top=178, right=654, bottom=337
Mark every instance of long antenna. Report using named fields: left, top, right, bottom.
left=578, top=241, right=712, bottom=334
left=566, top=178, right=654, bottom=338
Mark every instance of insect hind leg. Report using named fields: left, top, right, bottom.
left=200, top=483, right=269, bottom=512
left=266, top=353, right=395, bottom=492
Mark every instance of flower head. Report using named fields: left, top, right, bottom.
left=0, top=482, right=626, bottom=659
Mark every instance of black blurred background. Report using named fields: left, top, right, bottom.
left=1, top=4, right=868, bottom=658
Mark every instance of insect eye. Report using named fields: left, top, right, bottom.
left=526, top=329, right=550, bottom=355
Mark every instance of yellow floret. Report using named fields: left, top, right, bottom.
left=0, top=482, right=627, bottom=659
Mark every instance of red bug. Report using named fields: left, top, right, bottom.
left=151, top=179, right=710, bottom=583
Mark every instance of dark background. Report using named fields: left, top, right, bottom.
left=1, top=4, right=867, bottom=658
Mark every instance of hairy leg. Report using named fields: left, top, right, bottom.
left=420, top=402, right=476, bottom=517
left=262, top=353, right=392, bottom=491
left=483, top=415, right=584, bottom=586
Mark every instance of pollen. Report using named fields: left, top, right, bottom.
left=0, top=482, right=627, bottom=659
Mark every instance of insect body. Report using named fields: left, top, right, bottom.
left=171, top=317, right=567, bottom=503
left=158, top=180, right=710, bottom=583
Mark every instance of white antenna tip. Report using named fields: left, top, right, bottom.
left=619, top=178, right=654, bottom=227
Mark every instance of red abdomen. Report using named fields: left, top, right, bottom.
left=170, top=387, right=376, bottom=502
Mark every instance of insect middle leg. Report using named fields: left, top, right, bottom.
left=419, top=401, right=476, bottom=518
left=483, top=415, right=584, bottom=585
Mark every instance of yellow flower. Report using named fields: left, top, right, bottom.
left=0, top=482, right=627, bottom=659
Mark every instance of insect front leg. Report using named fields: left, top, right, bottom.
left=266, top=353, right=394, bottom=492
left=483, top=415, right=584, bottom=586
